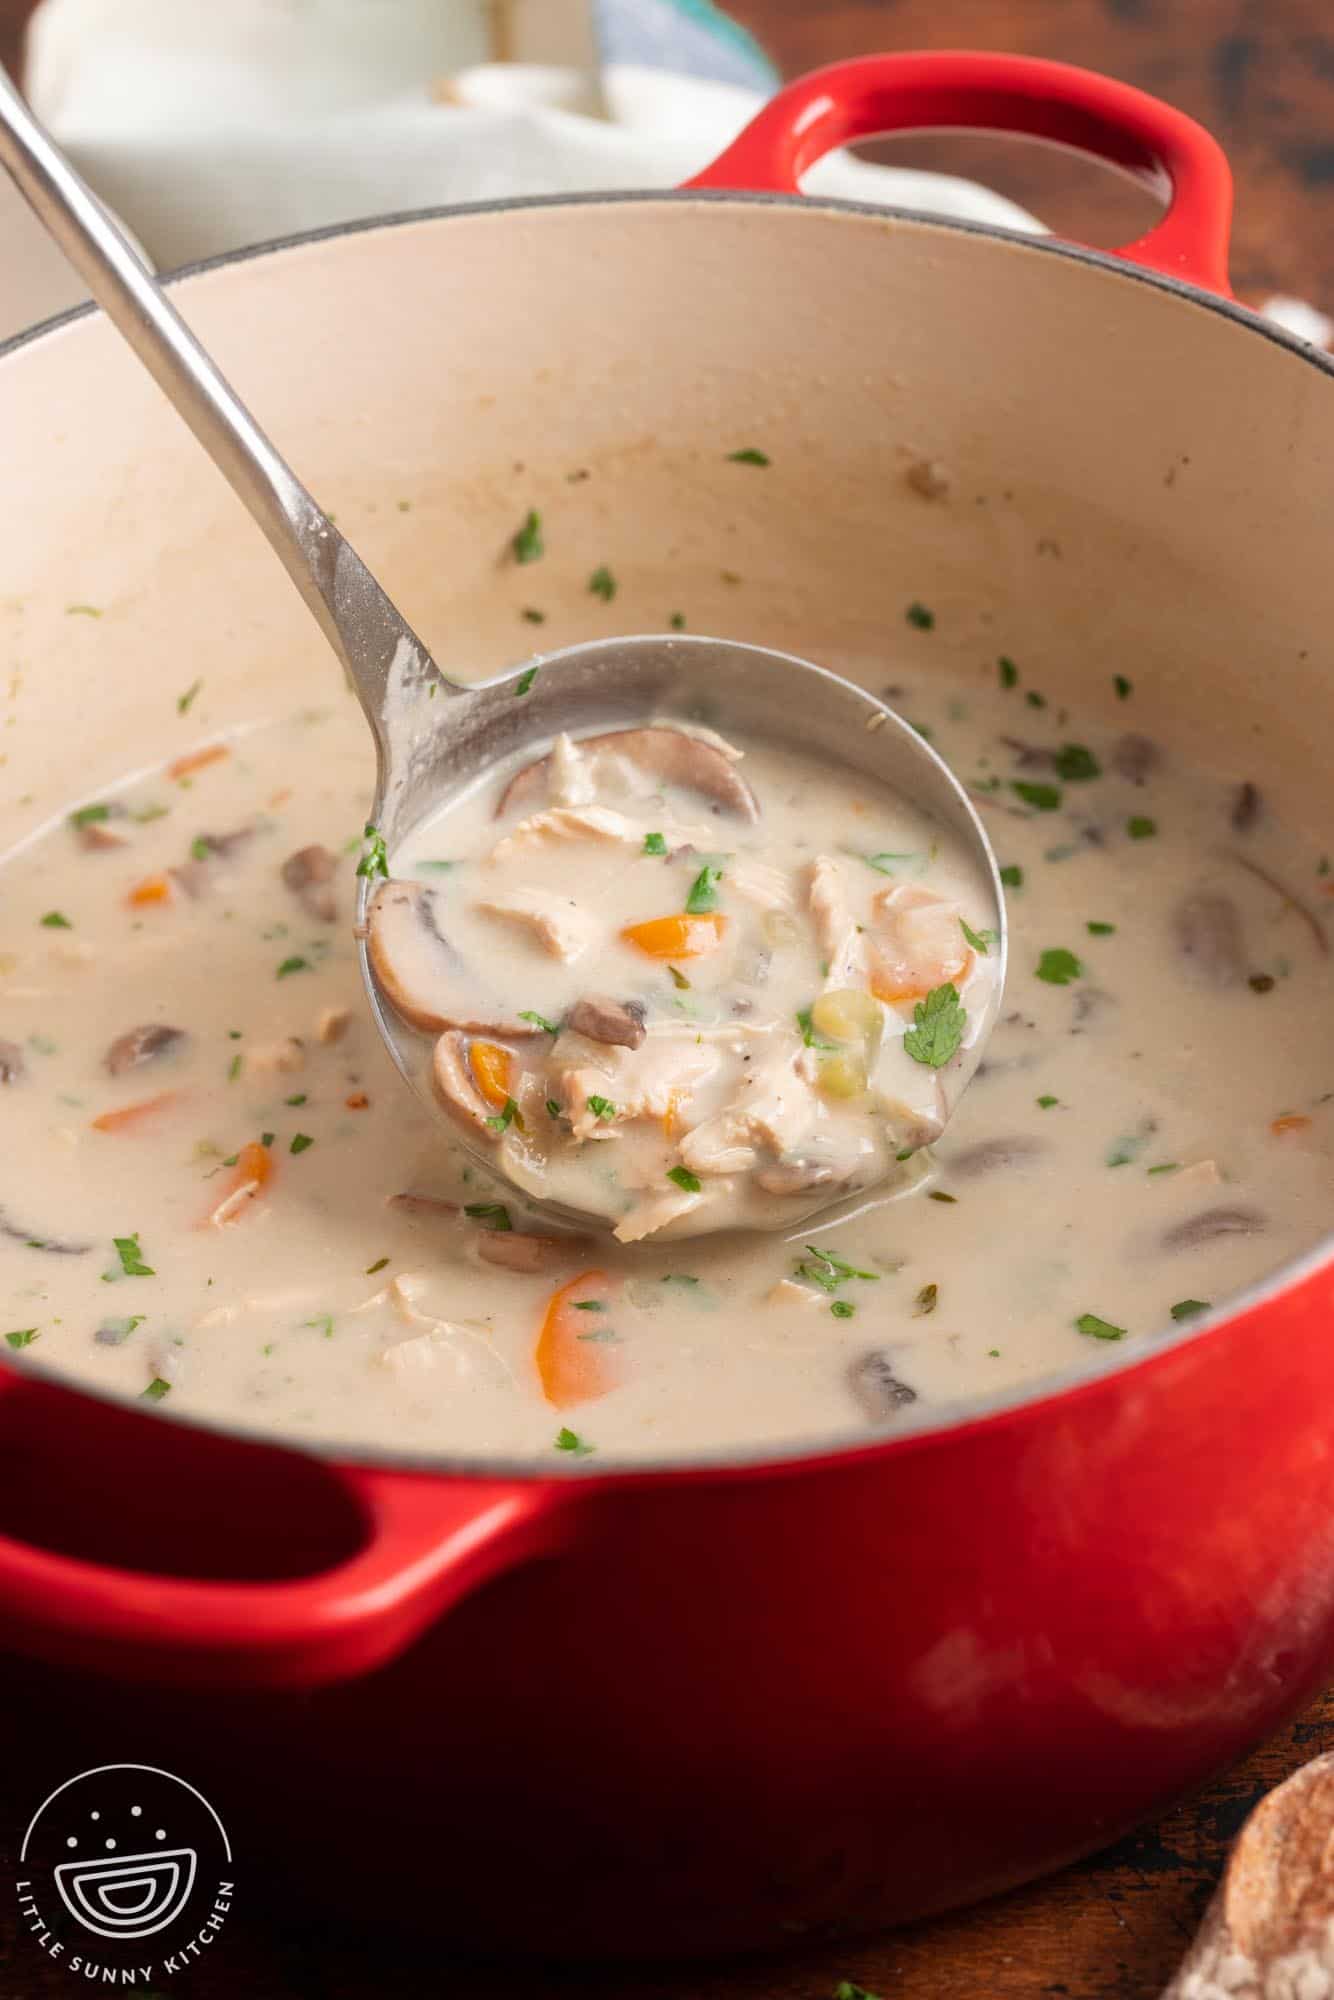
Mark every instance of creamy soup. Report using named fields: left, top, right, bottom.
left=2, top=657, right=1332, bottom=1461
left=369, top=722, right=1001, bottom=1241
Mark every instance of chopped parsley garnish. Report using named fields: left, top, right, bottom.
left=519, top=1010, right=559, bottom=1034
left=1249, top=973, right=1275, bottom=994
left=1053, top=743, right=1101, bottom=782
left=227, top=1053, right=242, bottom=1082
left=545, top=1098, right=562, bottom=1119
left=69, top=802, right=110, bottom=828
left=905, top=601, right=935, bottom=630
left=66, top=603, right=102, bottom=617
left=514, top=664, right=539, bottom=696
left=356, top=823, right=389, bottom=879
left=572, top=1300, right=606, bottom=1311
left=585, top=1095, right=617, bottom=1123
left=1127, top=815, right=1157, bottom=840
left=1035, top=947, right=1082, bottom=985
left=959, top=917, right=998, bottom=954
left=511, top=509, right=543, bottom=564
left=1170, top=1298, right=1210, bottom=1322
left=1106, top=1133, right=1147, bottom=1168
left=685, top=864, right=723, bottom=914
left=902, top=982, right=966, bottom=1068
left=521, top=607, right=546, bottom=624
left=668, top=965, right=691, bottom=990
left=276, top=955, right=310, bottom=978
left=290, top=1133, right=315, bottom=1154
left=415, top=859, right=454, bottom=874
left=834, top=1981, right=884, bottom=2000
left=112, top=1233, right=154, bottom=1277
left=365, top=1256, right=389, bottom=1275
left=666, top=1165, right=702, bottom=1193
left=1037, top=1094, right=1059, bottom=1109
left=643, top=831, right=668, bottom=856
left=554, top=1427, right=593, bottom=1456
left=4, top=1328, right=39, bottom=1349
left=1147, top=1162, right=1180, bottom=1176
left=914, top=1283, right=938, bottom=1316
left=1012, top=780, right=1062, bottom=811
left=285, top=1092, right=307, bottom=1106
left=1086, top=921, right=1116, bottom=936
left=830, top=1300, right=855, bottom=1319
left=999, top=864, right=1023, bottom=889
left=863, top=852, right=917, bottom=875
left=96, top=1316, right=143, bottom=1345
left=261, top=1132, right=275, bottom=1148
left=727, top=447, right=770, bottom=466
left=1076, top=1313, right=1126, bottom=1341
left=588, top=565, right=617, bottom=601
left=928, top=1190, right=957, bottom=1203
left=190, top=835, right=211, bottom=861
left=1114, top=674, right=1133, bottom=700
left=40, top=910, right=72, bottom=929
left=131, top=801, right=169, bottom=823
left=303, top=1314, right=335, bottom=1338
left=661, top=1274, right=699, bottom=1287
left=794, top=1245, right=879, bottom=1294
left=796, top=1006, right=837, bottom=1050
left=669, top=611, right=686, bottom=630
left=177, top=678, right=203, bottom=714
left=1026, top=690, right=1047, bottom=709
left=998, top=656, right=1019, bottom=689
left=142, top=1377, right=172, bottom=1401
left=464, top=1202, right=512, bottom=1230
left=485, top=1096, right=524, bottom=1133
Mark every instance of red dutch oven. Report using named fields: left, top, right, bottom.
left=2, top=52, right=1332, bottom=1957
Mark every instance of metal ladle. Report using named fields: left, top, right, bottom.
left=0, top=71, right=1006, bottom=1235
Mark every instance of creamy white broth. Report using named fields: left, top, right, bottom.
left=2, top=657, right=1333, bottom=1461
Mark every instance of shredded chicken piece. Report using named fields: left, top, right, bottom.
left=613, top=1184, right=705, bottom=1244
left=807, top=856, right=868, bottom=989
left=868, top=882, right=968, bottom=998
left=555, top=1030, right=721, bottom=1142
left=546, top=732, right=598, bottom=807
left=678, top=1049, right=816, bottom=1176
left=245, top=1037, right=306, bottom=1074
left=765, top=1278, right=824, bottom=1307
left=316, top=1006, right=351, bottom=1044
left=473, top=886, right=596, bottom=963
left=488, top=805, right=643, bottom=864
left=727, top=858, right=796, bottom=914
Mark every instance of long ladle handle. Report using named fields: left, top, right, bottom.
left=0, top=66, right=430, bottom=748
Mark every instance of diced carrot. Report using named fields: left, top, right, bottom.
left=269, top=787, right=293, bottom=808
left=469, top=1041, right=515, bottom=1109
left=127, top=872, right=173, bottom=908
left=1272, top=1114, right=1312, bottom=1136
left=203, top=1139, right=275, bottom=1227
left=167, top=743, right=229, bottom=781
left=90, top=1091, right=180, bottom=1133
left=345, top=1092, right=370, bottom=1111
left=536, top=1269, right=622, bottom=1408
left=621, top=912, right=728, bottom=960
left=871, top=950, right=971, bottom=1007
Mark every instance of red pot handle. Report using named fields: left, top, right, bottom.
left=685, top=51, right=1233, bottom=297
left=0, top=1371, right=579, bottom=1688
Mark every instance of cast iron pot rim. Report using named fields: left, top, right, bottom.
left=3, top=187, right=1330, bottom=1484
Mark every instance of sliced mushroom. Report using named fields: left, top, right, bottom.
left=388, top=1193, right=458, bottom=1221
left=0, top=1206, right=91, bottom=1254
left=1174, top=893, right=1247, bottom=988
left=1111, top=733, right=1159, bottom=783
left=496, top=725, right=759, bottom=822
left=477, top=1230, right=592, bottom=1273
left=945, top=1136, right=1049, bottom=1178
left=1000, top=735, right=1058, bottom=770
left=432, top=1030, right=506, bottom=1137
left=104, top=1024, right=186, bottom=1076
left=566, top=995, right=647, bottom=1050
left=368, top=880, right=541, bottom=1037
left=1162, top=1206, right=1265, bottom=1251
left=170, top=827, right=257, bottom=900
left=848, top=1350, right=918, bottom=1424
left=281, top=843, right=338, bottom=923
left=0, top=1040, right=24, bottom=1084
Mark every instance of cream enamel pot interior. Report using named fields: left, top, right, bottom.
left=3, top=52, right=1334, bottom=1959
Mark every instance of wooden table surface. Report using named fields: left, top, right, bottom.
left=1, top=2, right=1332, bottom=1996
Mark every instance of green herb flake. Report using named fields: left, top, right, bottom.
left=669, top=611, right=687, bottom=631
left=1053, top=743, right=1101, bottom=782
left=69, top=802, right=111, bottom=829
left=1026, top=690, right=1047, bottom=709
left=40, top=910, right=73, bottom=929
left=1036, top=947, right=1082, bottom=986
left=1127, top=815, right=1157, bottom=840
left=514, top=664, right=539, bottom=696
left=1037, top=1094, right=1059, bottom=1109
left=1170, top=1298, right=1210, bottom=1322
left=1114, top=674, right=1133, bottom=700
left=727, top=447, right=770, bottom=466
left=285, top=1092, right=307, bottom=1106
left=1012, top=780, right=1062, bottom=812
left=96, top=1315, right=144, bottom=1345
left=685, top=864, right=723, bottom=915
left=797, top=1006, right=837, bottom=1051
left=585, top=1095, right=617, bottom=1123
left=276, top=955, right=310, bottom=979
left=464, top=1202, right=512, bottom=1231
left=999, top=863, right=1024, bottom=889
left=554, top=1426, right=593, bottom=1456
left=520, top=606, right=546, bottom=624
left=303, top=1314, right=335, bottom=1338
left=1076, top=1312, right=1126, bottom=1341
left=794, top=1245, right=880, bottom=1294
left=112, top=1234, right=155, bottom=1277
left=190, top=835, right=213, bottom=862
left=1106, top=1133, right=1147, bottom=1168
left=4, top=1328, right=39, bottom=1350
left=902, top=982, right=966, bottom=1069
left=666, top=1165, right=702, bottom=1193
left=998, top=656, right=1019, bottom=690
left=830, top=1300, right=855, bottom=1319
left=959, top=917, right=998, bottom=954
left=365, top=1256, right=389, bottom=1275
left=1086, top=921, right=1116, bottom=936
left=512, top=509, right=543, bottom=564
left=927, top=1190, right=957, bottom=1203
left=356, top=822, right=389, bottom=879
left=141, top=1377, right=172, bottom=1401
left=519, top=1009, right=560, bottom=1034
left=1249, top=973, right=1276, bottom=994
left=572, top=1300, right=606, bottom=1311
left=227, top=1052, right=242, bottom=1082
left=643, top=831, right=668, bottom=856
left=587, top=565, right=617, bottom=601
left=1147, top=1162, right=1180, bottom=1176
left=485, top=1095, right=525, bottom=1133
left=545, top=1098, right=562, bottom=1119
left=260, top=1132, right=275, bottom=1149
left=863, top=852, right=917, bottom=876
left=66, top=602, right=102, bottom=618
left=834, top=1982, right=884, bottom=2000
left=290, top=1133, right=315, bottom=1155
left=668, top=965, right=691, bottom=991
left=905, top=601, right=935, bottom=631
left=914, top=1283, right=938, bottom=1316
left=177, top=678, right=203, bottom=715
left=415, top=859, right=454, bottom=875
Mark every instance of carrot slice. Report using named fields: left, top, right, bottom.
left=662, top=1088, right=683, bottom=1140
left=91, top=1091, right=180, bottom=1133
left=621, top=912, right=727, bottom=960
left=127, top=872, right=173, bottom=907
left=1272, top=1114, right=1312, bottom=1136
left=536, top=1269, right=622, bottom=1408
left=871, top=951, right=971, bottom=1007
left=167, top=743, right=229, bottom=781
left=469, top=1041, right=515, bottom=1109
left=203, top=1139, right=275, bottom=1227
